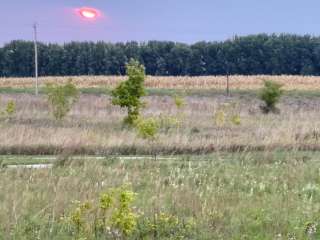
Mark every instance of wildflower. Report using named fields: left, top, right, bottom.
left=305, top=222, right=317, bottom=236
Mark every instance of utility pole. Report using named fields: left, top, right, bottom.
left=33, top=23, right=39, bottom=95
left=226, top=34, right=236, bottom=97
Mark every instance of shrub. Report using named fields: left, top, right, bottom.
left=214, top=102, right=241, bottom=127
left=136, top=212, right=197, bottom=239
left=214, top=110, right=226, bottom=127
left=66, top=186, right=138, bottom=239
left=45, top=80, right=79, bottom=121
left=134, top=117, right=160, bottom=141
left=134, top=117, right=160, bottom=160
left=231, top=115, right=241, bottom=125
left=112, top=59, right=146, bottom=126
left=173, top=95, right=185, bottom=109
left=259, top=80, right=283, bottom=113
left=0, top=99, right=16, bottom=121
left=5, top=100, right=16, bottom=118
left=158, top=114, right=180, bottom=133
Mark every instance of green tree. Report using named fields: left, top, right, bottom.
left=111, top=59, right=146, bottom=125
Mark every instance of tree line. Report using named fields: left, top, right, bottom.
left=1, top=33, right=320, bottom=77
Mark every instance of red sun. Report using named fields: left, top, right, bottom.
left=78, top=7, right=99, bottom=19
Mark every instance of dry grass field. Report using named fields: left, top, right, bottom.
left=0, top=92, right=320, bottom=154
left=1, top=75, right=320, bottom=90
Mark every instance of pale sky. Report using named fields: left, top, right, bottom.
left=0, top=0, right=319, bottom=44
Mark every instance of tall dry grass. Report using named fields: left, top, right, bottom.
left=0, top=93, right=320, bottom=154
left=1, top=75, right=320, bottom=90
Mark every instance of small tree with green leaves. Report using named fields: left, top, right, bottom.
left=111, top=60, right=146, bottom=126
left=259, top=80, right=283, bottom=114
left=45, top=80, right=79, bottom=121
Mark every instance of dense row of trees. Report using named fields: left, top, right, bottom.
left=1, top=34, right=320, bottom=77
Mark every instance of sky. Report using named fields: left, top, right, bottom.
left=0, top=0, right=319, bottom=45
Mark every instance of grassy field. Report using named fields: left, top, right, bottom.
left=2, top=76, right=320, bottom=239
left=1, top=153, right=320, bottom=239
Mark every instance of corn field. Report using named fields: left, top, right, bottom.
left=1, top=75, right=320, bottom=90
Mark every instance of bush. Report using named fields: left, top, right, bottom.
left=259, top=80, right=283, bottom=113
left=5, top=100, right=16, bottom=118
left=214, top=102, right=241, bottom=127
left=112, top=59, right=146, bottom=126
left=0, top=99, right=16, bottom=121
left=45, top=80, right=79, bottom=121
left=158, top=114, right=180, bottom=133
left=66, top=186, right=138, bottom=239
left=136, top=212, right=197, bottom=239
left=173, top=95, right=185, bottom=109
left=134, top=117, right=160, bottom=141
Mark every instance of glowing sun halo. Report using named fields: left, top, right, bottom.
left=79, top=8, right=99, bottom=19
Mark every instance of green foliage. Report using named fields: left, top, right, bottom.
left=112, top=59, right=146, bottom=125
left=134, top=117, right=160, bottom=140
left=69, top=201, right=92, bottom=237
left=231, top=114, right=241, bottom=125
left=259, top=80, right=283, bottom=113
left=173, top=95, right=185, bottom=109
left=214, top=102, right=241, bottom=127
left=0, top=99, right=16, bottom=120
left=214, top=110, right=226, bottom=127
left=158, top=114, right=181, bottom=132
left=3, top=35, right=320, bottom=77
left=110, top=189, right=137, bottom=236
left=5, top=100, right=16, bottom=117
left=67, top=186, right=138, bottom=239
left=137, top=212, right=197, bottom=239
left=45, top=80, right=79, bottom=120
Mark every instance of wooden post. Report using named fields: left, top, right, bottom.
left=226, top=74, right=230, bottom=96
left=33, top=23, right=39, bottom=95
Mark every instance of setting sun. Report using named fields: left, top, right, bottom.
left=78, top=7, right=99, bottom=19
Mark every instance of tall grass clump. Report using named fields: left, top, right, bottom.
left=45, top=79, right=79, bottom=120
left=112, top=60, right=146, bottom=126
